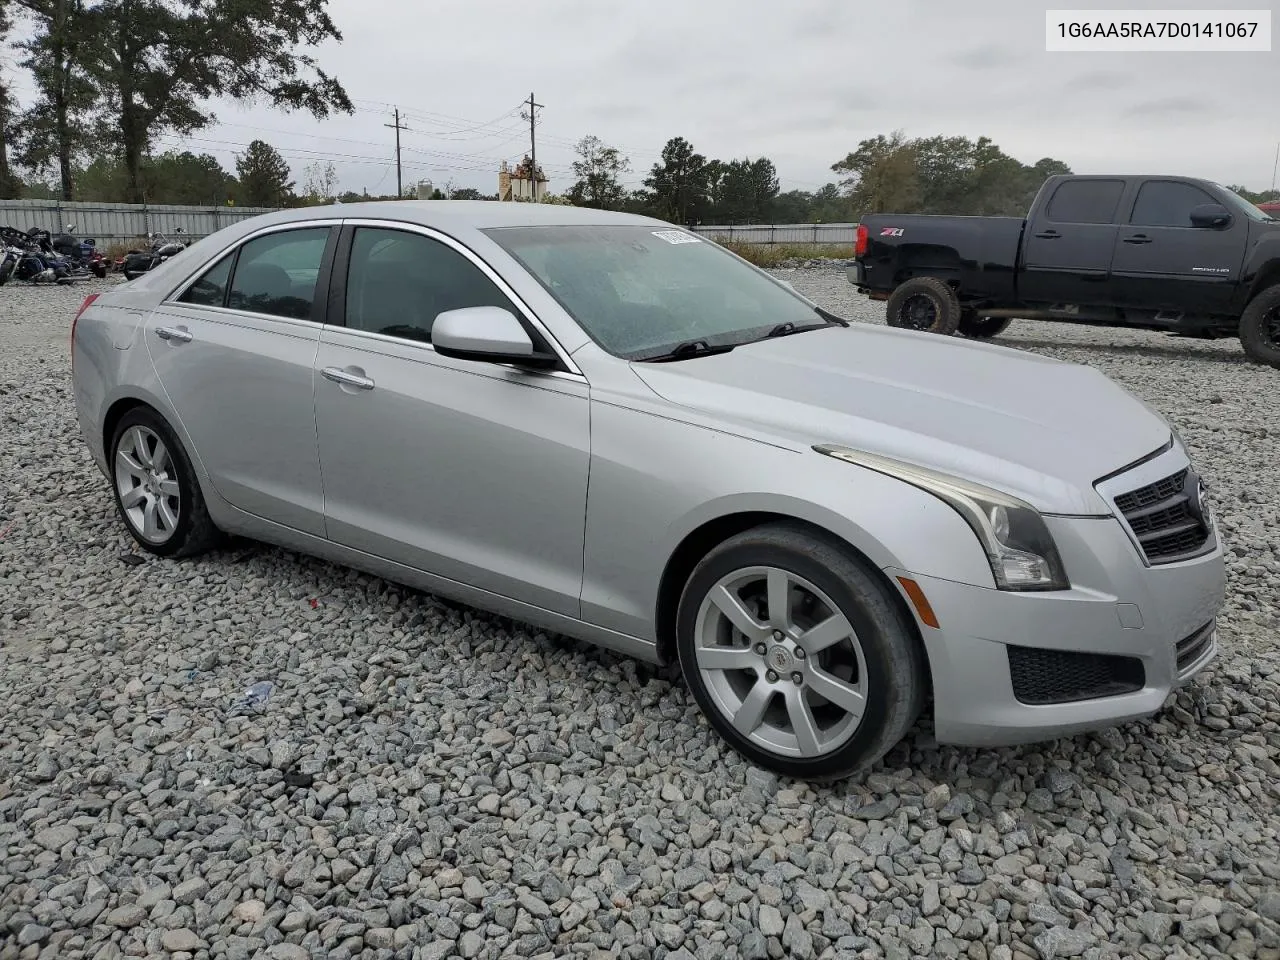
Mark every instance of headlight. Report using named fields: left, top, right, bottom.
left=814, top=444, right=1070, bottom=591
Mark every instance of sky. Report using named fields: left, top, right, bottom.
left=8, top=0, right=1280, bottom=200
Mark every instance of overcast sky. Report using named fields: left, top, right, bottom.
left=10, top=0, right=1280, bottom=200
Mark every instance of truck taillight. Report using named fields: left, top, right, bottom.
left=72, top=293, right=99, bottom=360
left=855, top=224, right=868, bottom=257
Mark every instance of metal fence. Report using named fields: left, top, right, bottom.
left=0, top=199, right=856, bottom=248
left=689, top=223, right=857, bottom=246
left=0, top=199, right=280, bottom=246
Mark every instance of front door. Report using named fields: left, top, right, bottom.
left=145, top=224, right=338, bottom=537
left=312, top=223, right=591, bottom=618
left=1018, top=177, right=1126, bottom=307
left=1110, top=179, right=1248, bottom=314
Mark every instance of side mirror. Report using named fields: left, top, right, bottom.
left=431, top=306, right=559, bottom=368
left=1190, top=203, right=1231, bottom=228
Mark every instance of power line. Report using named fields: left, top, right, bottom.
left=384, top=108, right=410, bottom=198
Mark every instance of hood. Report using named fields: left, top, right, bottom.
left=630, top=324, right=1173, bottom=515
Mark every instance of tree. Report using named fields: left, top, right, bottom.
left=147, top=149, right=234, bottom=204
left=85, top=0, right=353, bottom=202
left=301, top=160, right=337, bottom=203
left=715, top=157, right=780, bottom=223
left=644, top=136, right=711, bottom=224
left=568, top=134, right=629, bottom=210
left=449, top=187, right=485, bottom=201
left=236, top=139, right=294, bottom=207
left=831, top=130, right=921, bottom=216
left=0, top=0, right=21, bottom=198
left=12, top=0, right=98, bottom=199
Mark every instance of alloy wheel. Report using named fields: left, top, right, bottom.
left=114, top=425, right=182, bottom=544
left=898, top=294, right=938, bottom=330
left=693, top=565, right=868, bottom=759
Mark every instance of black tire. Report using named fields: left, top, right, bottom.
left=675, top=522, right=927, bottom=782
left=108, top=407, right=221, bottom=558
left=958, top=311, right=1012, bottom=339
left=1239, top=285, right=1280, bottom=369
left=123, top=270, right=140, bottom=281
left=885, top=277, right=962, bottom=335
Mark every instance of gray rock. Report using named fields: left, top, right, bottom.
left=1033, top=926, right=1097, bottom=958
left=759, top=905, right=784, bottom=937
left=160, top=930, right=201, bottom=952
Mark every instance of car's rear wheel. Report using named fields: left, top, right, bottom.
left=1239, top=285, right=1280, bottom=369
left=109, top=407, right=219, bottom=558
left=885, top=277, right=962, bottom=335
left=958, top=311, right=1012, bottom=339
left=676, top=523, right=926, bottom=781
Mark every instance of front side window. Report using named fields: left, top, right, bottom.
left=344, top=227, right=519, bottom=343
left=1044, top=179, right=1125, bottom=224
left=1129, top=181, right=1217, bottom=227
left=227, top=228, right=331, bottom=321
left=178, top=252, right=233, bottom=307
left=484, top=225, right=829, bottom=359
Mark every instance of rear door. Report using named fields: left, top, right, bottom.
left=1111, top=179, right=1248, bottom=314
left=1018, top=177, right=1126, bottom=307
left=146, top=223, right=339, bottom=537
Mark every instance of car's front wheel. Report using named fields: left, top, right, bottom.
left=676, top=523, right=927, bottom=781
left=1239, top=284, right=1280, bottom=369
left=109, top=407, right=220, bottom=557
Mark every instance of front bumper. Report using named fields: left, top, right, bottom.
left=889, top=509, right=1226, bottom=748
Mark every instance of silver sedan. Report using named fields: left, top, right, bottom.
left=71, top=202, right=1227, bottom=780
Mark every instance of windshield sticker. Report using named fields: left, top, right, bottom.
left=652, top=230, right=702, bottom=244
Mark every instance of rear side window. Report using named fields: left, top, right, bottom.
left=227, top=228, right=330, bottom=321
left=1129, top=181, right=1217, bottom=227
left=178, top=253, right=233, bottom=307
left=1045, top=180, right=1125, bottom=224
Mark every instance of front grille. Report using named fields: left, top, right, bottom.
left=1112, top=468, right=1211, bottom=564
left=1176, top=621, right=1215, bottom=673
left=1007, top=646, right=1145, bottom=705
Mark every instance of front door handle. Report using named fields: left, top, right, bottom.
left=322, top=366, right=375, bottom=390
left=1123, top=234, right=1153, bottom=244
left=154, top=326, right=192, bottom=343
left=1034, top=230, right=1061, bottom=239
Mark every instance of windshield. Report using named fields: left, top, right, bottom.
left=483, top=224, right=828, bottom=360
left=1214, top=183, right=1275, bottom=222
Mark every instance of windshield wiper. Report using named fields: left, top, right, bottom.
left=760, top=318, right=841, bottom=340
left=638, top=339, right=737, bottom=363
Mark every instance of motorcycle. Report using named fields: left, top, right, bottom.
left=123, top=227, right=187, bottom=280
left=51, top=224, right=108, bottom=278
left=0, top=234, right=72, bottom=285
left=24, top=227, right=95, bottom=281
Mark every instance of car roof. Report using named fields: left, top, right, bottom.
left=240, top=200, right=673, bottom=231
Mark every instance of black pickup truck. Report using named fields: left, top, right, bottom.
left=847, top=174, right=1280, bottom=368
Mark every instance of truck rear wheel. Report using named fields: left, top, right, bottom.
left=958, top=312, right=1012, bottom=339
left=886, top=277, right=961, bottom=336
left=1240, top=285, right=1280, bottom=369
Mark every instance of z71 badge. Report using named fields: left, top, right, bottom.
left=880, top=227, right=905, bottom=237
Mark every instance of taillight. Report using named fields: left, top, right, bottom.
left=855, top=223, right=868, bottom=258
left=72, top=293, right=99, bottom=360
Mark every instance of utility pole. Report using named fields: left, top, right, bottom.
left=1271, top=141, right=1279, bottom=194
left=521, top=92, right=543, bottom=200
left=384, top=108, right=409, bottom=198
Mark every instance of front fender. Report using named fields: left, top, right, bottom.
left=579, top=400, right=994, bottom=643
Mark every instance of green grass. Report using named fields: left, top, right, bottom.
left=711, top=238, right=854, bottom=268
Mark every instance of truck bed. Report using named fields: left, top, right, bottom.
left=856, top=214, right=1026, bottom=303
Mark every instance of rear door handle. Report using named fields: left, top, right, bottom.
left=1034, top=230, right=1061, bottom=239
left=154, top=326, right=192, bottom=343
left=1123, top=234, right=1153, bottom=244
left=322, top=366, right=375, bottom=390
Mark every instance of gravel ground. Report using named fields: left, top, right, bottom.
left=1, top=269, right=1278, bottom=960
